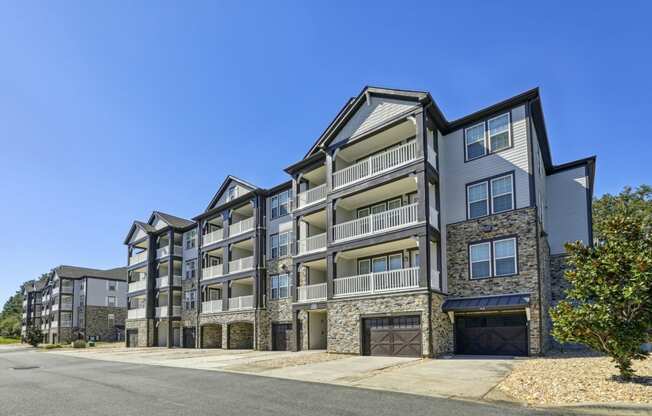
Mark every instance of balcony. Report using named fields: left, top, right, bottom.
left=333, top=203, right=419, bottom=243
left=202, top=229, right=224, bottom=247
left=228, top=295, right=254, bottom=311
left=296, top=184, right=327, bottom=209
left=128, top=279, right=147, bottom=293
left=52, top=303, right=72, bottom=312
left=155, top=275, right=182, bottom=289
left=296, top=233, right=327, bottom=256
left=201, top=300, right=223, bottom=314
left=202, top=265, right=224, bottom=280
left=229, top=217, right=255, bottom=237
left=229, top=256, right=254, bottom=274
left=129, top=250, right=148, bottom=266
left=429, top=206, right=439, bottom=230
left=127, top=308, right=146, bottom=319
left=332, top=141, right=417, bottom=190
left=334, top=267, right=419, bottom=298
left=156, top=245, right=183, bottom=259
left=297, top=283, right=327, bottom=303
left=155, top=306, right=181, bottom=318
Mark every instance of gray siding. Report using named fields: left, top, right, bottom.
left=545, top=166, right=590, bottom=254
left=531, top=122, right=547, bottom=229
left=86, top=278, right=127, bottom=307
left=265, top=192, right=293, bottom=259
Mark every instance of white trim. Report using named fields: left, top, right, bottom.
left=490, top=174, right=515, bottom=214
left=488, top=112, right=511, bottom=152
left=467, top=182, right=489, bottom=219
left=464, top=121, right=487, bottom=161
left=469, top=242, right=492, bottom=279
left=493, top=238, right=518, bottom=276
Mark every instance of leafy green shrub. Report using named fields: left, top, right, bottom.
left=25, top=327, right=42, bottom=347
left=72, top=340, right=87, bottom=348
left=44, top=344, right=62, bottom=350
left=88, top=341, right=95, bottom=347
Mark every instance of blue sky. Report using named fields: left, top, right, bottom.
left=1, top=1, right=650, bottom=304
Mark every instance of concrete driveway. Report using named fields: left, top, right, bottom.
left=47, top=347, right=517, bottom=400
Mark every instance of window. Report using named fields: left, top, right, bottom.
left=271, top=232, right=290, bottom=258
left=185, top=229, right=197, bottom=249
left=465, top=122, right=486, bottom=160
left=107, top=314, right=115, bottom=328
left=271, top=191, right=290, bottom=219
left=372, top=257, right=387, bottom=273
left=491, top=175, right=514, bottom=213
left=271, top=274, right=290, bottom=299
left=467, top=182, right=489, bottom=219
left=466, top=173, right=514, bottom=219
left=488, top=113, right=511, bottom=152
left=107, top=296, right=117, bottom=307
left=357, top=207, right=370, bottom=218
left=184, top=290, right=196, bottom=310
left=358, top=253, right=403, bottom=275
left=107, top=281, right=116, bottom=292
left=358, top=259, right=370, bottom=274
left=185, top=260, right=196, bottom=280
left=388, top=254, right=403, bottom=270
left=494, top=238, right=517, bottom=276
left=469, top=237, right=518, bottom=279
left=387, top=198, right=402, bottom=210
left=469, top=242, right=491, bottom=279
left=464, top=113, right=511, bottom=161
left=227, top=186, right=237, bottom=201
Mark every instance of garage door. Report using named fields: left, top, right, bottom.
left=183, top=328, right=196, bottom=348
left=363, top=316, right=421, bottom=357
left=455, top=313, right=528, bottom=356
left=272, top=323, right=292, bottom=351
left=127, top=330, right=138, bottom=348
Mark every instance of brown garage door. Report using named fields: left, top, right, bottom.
left=127, top=330, right=138, bottom=348
left=363, top=316, right=422, bottom=357
left=272, top=323, right=292, bottom=351
left=455, top=313, right=528, bottom=356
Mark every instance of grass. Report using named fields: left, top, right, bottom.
left=0, top=337, right=21, bottom=345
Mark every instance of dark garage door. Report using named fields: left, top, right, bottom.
left=127, top=329, right=138, bottom=348
left=183, top=328, right=196, bottom=348
left=363, top=316, right=422, bottom=357
left=272, top=323, right=292, bottom=351
left=455, top=313, right=528, bottom=356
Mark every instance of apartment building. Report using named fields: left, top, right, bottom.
left=22, top=265, right=128, bottom=344
left=124, top=86, right=595, bottom=357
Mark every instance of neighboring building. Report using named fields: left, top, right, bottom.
left=22, top=265, right=128, bottom=344
left=124, top=86, right=595, bottom=357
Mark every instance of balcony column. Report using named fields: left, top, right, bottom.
left=146, top=234, right=156, bottom=341
left=414, top=109, right=426, bottom=159
left=222, top=281, right=230, bottom=312
left=326, top=200, right=335, bottom=245
left=222, top=210, right=230, bottom=240
left=224, top=244, right=231, bottom=275
left=326, top=253, right=335, bottom=299
left=417, top=234, right=430, bottom=289
left=415, top=170, right=428, bottom=223
left=253, top=195, right=264, bottom=310
left=292, top=263, right=301, bottom=303
left=195, top=222, right=202, bottom=348
left=167, top=228, right=174, bottom=349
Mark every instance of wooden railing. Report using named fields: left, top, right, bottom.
left=296, top=184, right=327, bottom=209
left=296, top=233, right=327, bottom=256
left=333, top=267, right=419, bottom=297
left=333, top=203, right=419, bottom=242
left=128, top=308, right=146, bottom=319
left=332, top=141, right=417, bottom=189
left=297, top=283, right=327, bottom=302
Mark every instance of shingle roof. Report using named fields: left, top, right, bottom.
left=442, top=293, right=531, bottom=313
left=153, top=211, right=195, bottom=229
left=53, top=266, right=128, bottom=281
left=134, top=221, right=156, bottom=233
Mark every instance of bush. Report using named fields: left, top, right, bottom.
left=88, top=341, right=96, bottom=347
left=72, top=340, right=87, bottom=348
left=25, top=327, right=42, bottom=347
left=44, top=344, right=62, bottom=350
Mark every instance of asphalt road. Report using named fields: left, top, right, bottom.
left=0, top=348, right=563, bottom=416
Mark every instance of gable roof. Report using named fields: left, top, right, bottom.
left=53, top=265, right=128, bottom=281
left=149, top=211, right=195, bottom=229
left=123, top=220, right=156, bottom=245
left=204, top=175, right=260, bottom=212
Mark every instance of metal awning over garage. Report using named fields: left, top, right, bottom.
left=442, top=293, right=531, bottom=313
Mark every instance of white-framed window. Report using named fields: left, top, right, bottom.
left=464, top=112, right=511, bottom=161
left=107, top=296, right=117, bottom=307
left=493, top=238, right=518, bottom=276
left=107, top=313, right=115, bottom=328
left=185, top=229, right=197, bottom=249
left=358, top=253, right=403, bottom=274
left=466, top=173, right=514, bottom=219
left=467, top=182, right=489, bottom=219
left=107, top=281, right=117, bottom=292
left=469, top=237, right=518, bottom=279
left=185, top=260, right=196, bottom=280
left=469, top=242, right=491, bottom=279
left=271, top=232, right=290, bottom=258
left=465, top=122, right=486, bottom=160
left=184, top=290, right=196, bottom=310
left=491, top=175, right=514, bottom=213
left=271, top=190, right=290, bottom=219
left=270, top=274, right=289, bottom=299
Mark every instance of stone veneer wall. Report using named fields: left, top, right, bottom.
left=550, top=254, right=570, bottom=305
left=327, top=293, right=431, bottom=356
left=446, top=207, right=543, bottom=355
left=430, top=293, right=454, bottom=355
left=538, top=227, right=552, bottom=352
left=297, top=310, right=309, bottom=351
left=201, top=324, right=222, bottom=348
left=260, top=256, right=294, bottom=350
left=229, top=322, right=254, bottom=349
left=85, top=306, right=127, bottom=342
left=199, top=310, right=256, bottom=349
left=125, top=319, right=153, bottom=347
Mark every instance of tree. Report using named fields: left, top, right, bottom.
left=550, top=186, right=652, bottom=380
left=0, top=290, right=23, bottom=338
left=25, top=327, right=42, bottom=347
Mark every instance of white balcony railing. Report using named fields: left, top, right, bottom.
left=201, top=300, right=223, bottom=314
left=51, top=321, right=58, bottom=329
left=334, top=267, right=420, bottom=298
left=228, top=295, right=254, bottom=311
left=202, top=229, right=224, bottom=247
left=51, top=286, right=59, bottom=296
left=155, top=275, right=182, bottom=288
left=129, top=250, right=148, bottom=266
left=296, top=184, right=327, bottom=209
left=296, top=233, right=327, bottom=256
left=202, top=265, right=224, bottom=280
left=52, top=303, right=72, bottom=312
left=61, top=285, right=73, bottom=293
left=157, top=245, right=183, bottom=259
left=128, top=308, right=146, bottom=319
left=229, top=256, right=254, bottom=274
left=297, top=283, right=327, bottom=303
left=429, top=206, right=439, bottom=230
left=128, top=279, right=147, bottom=293
left=155, top=306, right=167, bottom=318
left=333, top=203, right=419, bottom=243
left=229, top=217, right=255, bottom=237
left=332, top=141, right=418, bottom=189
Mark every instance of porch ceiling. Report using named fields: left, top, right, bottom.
left=337, top=120, right=415, bottom=163
left=302, top=209, right=327, bottom=228
left=338, top=237, right=418, bottom=259
left=337, top=176, right=417, bottom=210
